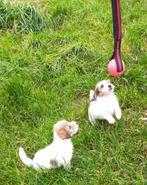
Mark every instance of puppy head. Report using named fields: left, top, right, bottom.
left=94, top=80, right=115, bottom=98
left=54, top=120, right=79, bottom=140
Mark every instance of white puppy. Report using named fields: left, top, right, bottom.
left=88, top=80, right=121, bottom=124
left=19, top=120, right=79, bottom=170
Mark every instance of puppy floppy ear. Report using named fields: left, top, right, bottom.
left=93, top=87, right=100, bottom=99
left=69, top=121, right=79, bottom=135
left=89, top=90, right=95, bottom=101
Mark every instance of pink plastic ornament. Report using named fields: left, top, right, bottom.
left=108, top=59, right=125, bottom=77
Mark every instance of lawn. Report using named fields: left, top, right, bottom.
left=0, top=0, right=147, bottom=184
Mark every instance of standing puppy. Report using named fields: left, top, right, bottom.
left=19, top=120, right=79, bottom=170
left=88, top=80, right=121, bottom=125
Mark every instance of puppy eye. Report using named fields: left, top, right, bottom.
left=100, top=84, right=104, bottom=88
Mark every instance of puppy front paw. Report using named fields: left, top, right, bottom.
left=115, top=108, right=122, bottom=120
left=88, top=113, right=96, bottom=125
left=116, top=113, right=121, bottom=120
left=108, top=117, right=115, bottom=124
left=102, top=113, right=115, bottom=124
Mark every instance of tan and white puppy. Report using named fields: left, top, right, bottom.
left=88, top=80, right=121, bottom=124
left=19, top=120, right=79, bottom=170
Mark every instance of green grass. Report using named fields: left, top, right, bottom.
left=0, top=2, right=47, bottom=33
left=0, top=0, right=147, bottom=184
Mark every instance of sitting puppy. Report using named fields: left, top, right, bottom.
left=19, top=120, right=79, bottom=170
left=88, top=80, right=121, bottom=124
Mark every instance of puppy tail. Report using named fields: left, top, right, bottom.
left=19, top=147, right=34, bottom=168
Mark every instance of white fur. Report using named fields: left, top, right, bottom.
left=88, top=80, right=121, bottom=125
left=19, top=120, right=78, bottom=170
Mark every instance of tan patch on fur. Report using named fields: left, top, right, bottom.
left=57, top=128, right=71, bottom=140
